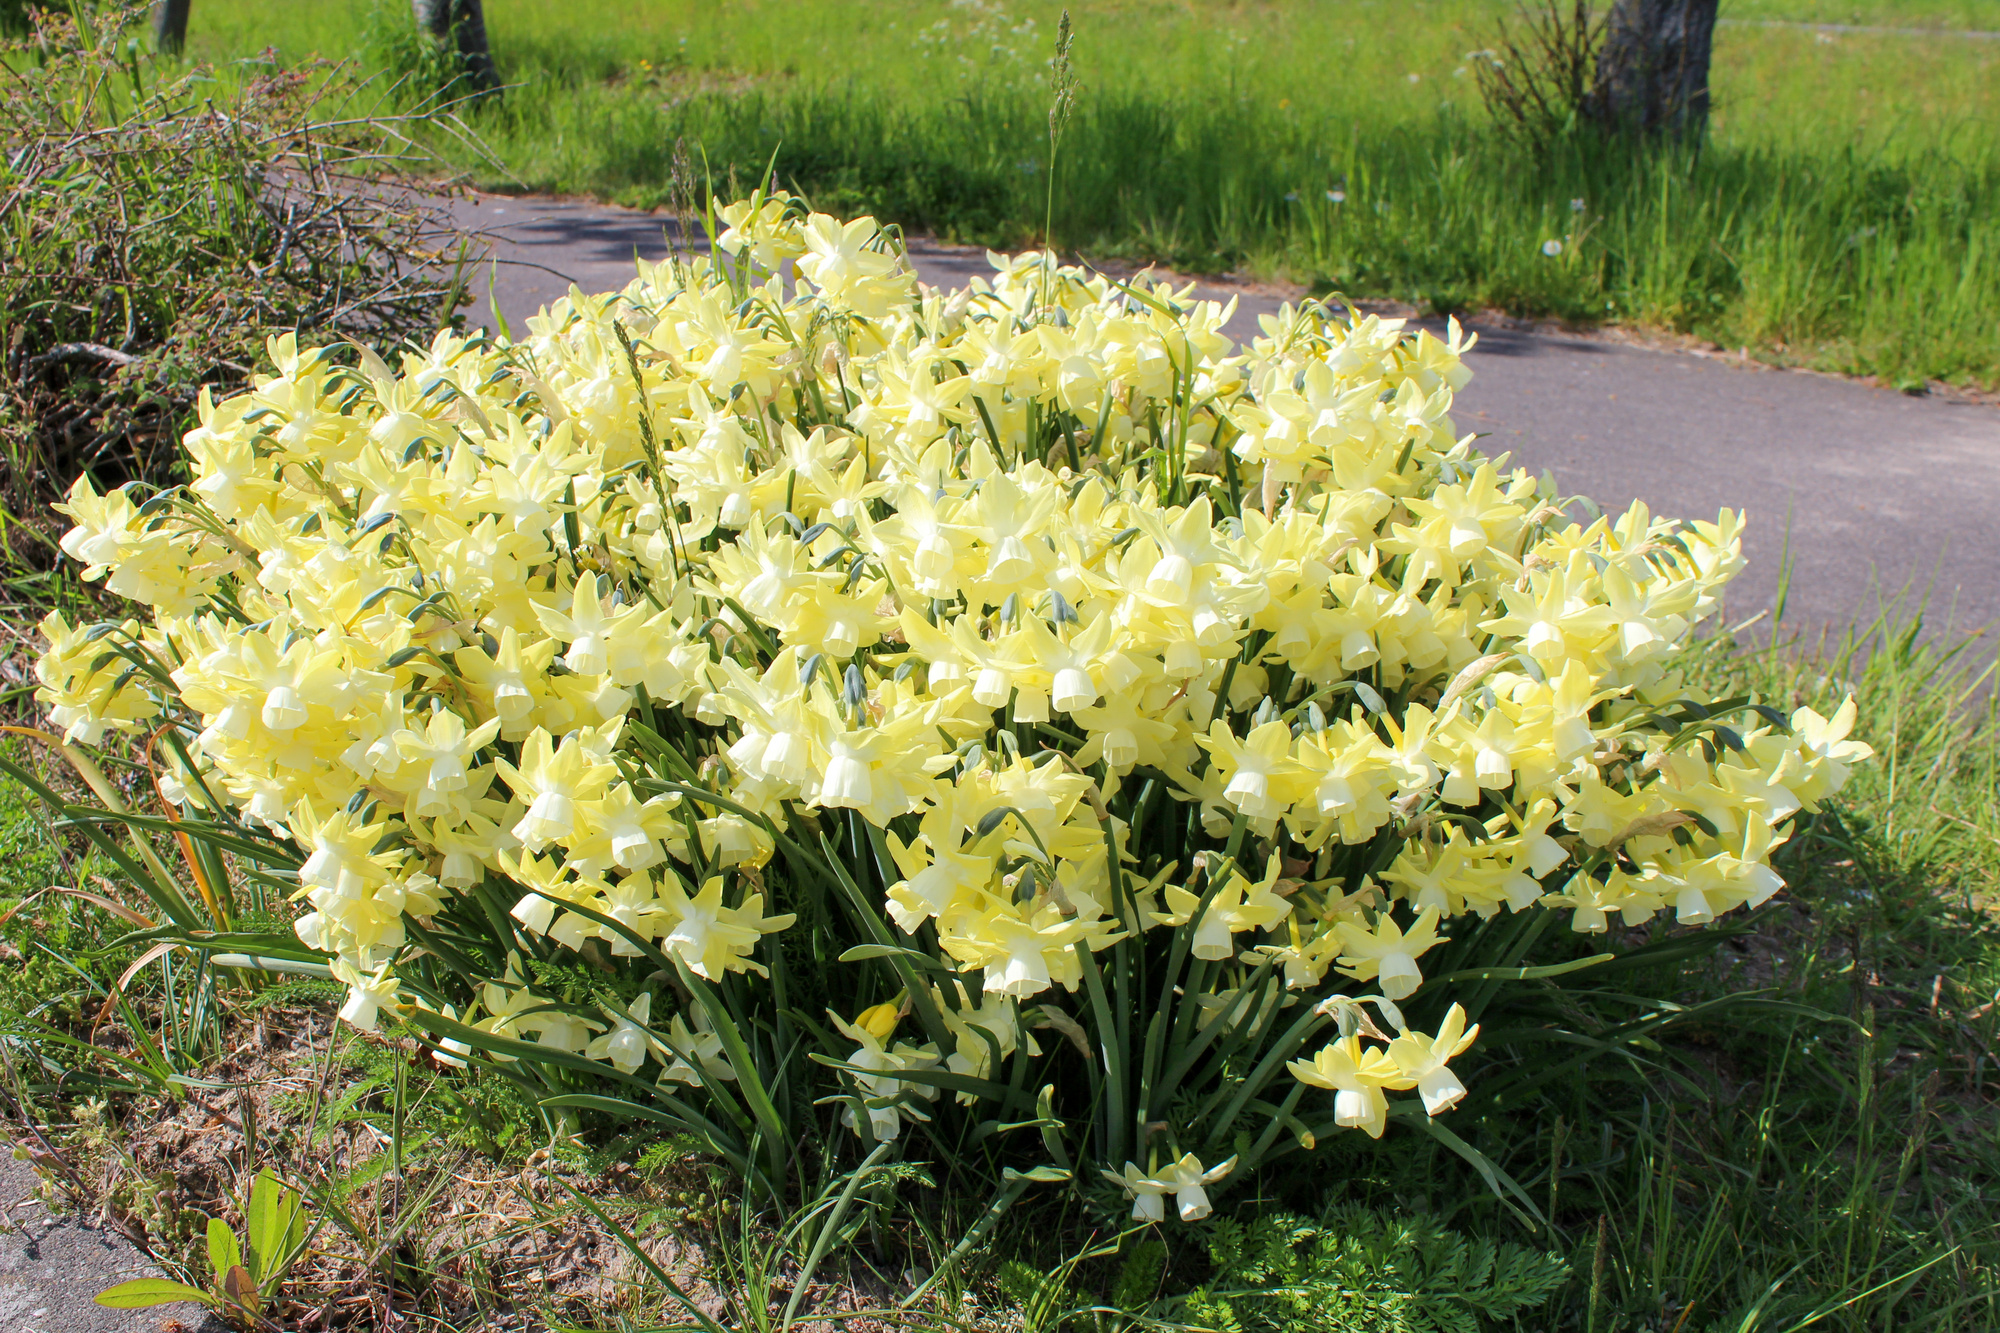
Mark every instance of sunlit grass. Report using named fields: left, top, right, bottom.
left=167, top=0, right=2000, bottom=388
left=1727, top=0, right=2000, bottom=30
left=181, top=0, right=2000, bottom=156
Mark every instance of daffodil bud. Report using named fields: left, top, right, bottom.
left=855, top=1001, right=902, bottom=1042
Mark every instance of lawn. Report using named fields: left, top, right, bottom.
left=172, top=0, right=2000, bottom=389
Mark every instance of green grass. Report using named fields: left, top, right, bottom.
left=0, top=747, right=120, bottom=1030
left=169, top=0, right=2000, bottom=388
left=1726, top=0, right=2000, bottom=31
left=1530, top=614, right=2000, bottom=1329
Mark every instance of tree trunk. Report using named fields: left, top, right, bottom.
left=1591, top=0, right=1718, bottom=136
left=410, top=0, right=497, bottom=93
left=152, top=0, right=190, bottom=54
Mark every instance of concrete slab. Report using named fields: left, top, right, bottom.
left=0, top=1152, right=208, bottom=1333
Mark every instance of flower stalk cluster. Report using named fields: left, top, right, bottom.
left=34, top=190, right=1870, bottom=1209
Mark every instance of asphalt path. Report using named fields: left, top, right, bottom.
left=0, top=1151, right=213, bottom=1332
left=445, top=193, right=2000, bottom=647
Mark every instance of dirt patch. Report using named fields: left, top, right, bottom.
left=10, top=1001, right=870, bottom=1330
left=9, top=990, right=1009, bottom=1331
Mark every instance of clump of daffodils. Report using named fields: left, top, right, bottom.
left=37, top=191, right=1869, bottom=1211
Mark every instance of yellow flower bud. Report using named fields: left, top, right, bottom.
left=855, top=1000, right=904, bottom=1043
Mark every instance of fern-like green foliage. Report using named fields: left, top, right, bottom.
left=998, top=1235, right=1169, bottom=1333
left=998, top=1259, right=1072, bottom=1333
left=1167, top=1203, right=1567, bottom=1333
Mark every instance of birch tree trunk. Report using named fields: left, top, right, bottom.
left=410, top=0, right=497, bottom=94
left=1591, top=0, right=1719, bottom=136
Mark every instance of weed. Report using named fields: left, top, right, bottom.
left=1167, top=1201, right=1569, bottom=1333
left=1473, top=0, right=1609, bottom=148
left=95, top=1167, right=310, bottom=1328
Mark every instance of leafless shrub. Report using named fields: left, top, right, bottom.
left=1470, top=0, right=1608, bottom=148
left=0, top=5, right=478, bottom=558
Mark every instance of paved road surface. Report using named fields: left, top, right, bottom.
left=0, top=1152, right=210, bottom=1333
left=443, top=194, right=2000, bottom=647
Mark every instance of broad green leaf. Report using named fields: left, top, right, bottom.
left=781, top=1142, right=895, bottom=1332
left=94, top=1278, right=215, bottom=1309
left=835, top=942, right=949, bottom=968
left=538, top=1093, right=689, bottom=1126
left=1405, top=1108, right=1546, bottom=1229
left=1429, top=952, right=1616, bottom=985
left=246, top=1168, right=303, bottom=1278
left=206, top=1217, right=242, bottom=1283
